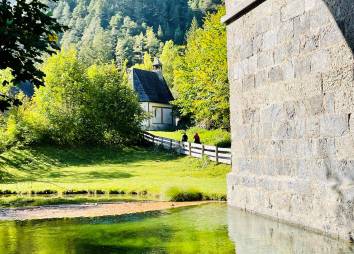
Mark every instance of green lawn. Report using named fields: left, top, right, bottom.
left=0, top=146, right=230, bottom=207
left=149, top=127, right=231, bottom=147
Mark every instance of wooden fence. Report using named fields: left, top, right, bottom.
left=143, top=132, right=232, bottom=165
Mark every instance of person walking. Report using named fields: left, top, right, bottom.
left=193, top=133, right=201, bottom=144
left=181, top=132, right=188, bottom=142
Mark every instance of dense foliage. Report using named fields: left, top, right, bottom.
left=44, top=0, right=222, bottom=66
left=0, top=0, right=66, bottom=111
left=0, top=49, right=145, bottom=148
left=172, top=7, right=229, bottom=129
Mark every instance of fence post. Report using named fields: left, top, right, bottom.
left=170, top=139, right=172, bottom=150
left=215, top=146, right=219, bottom=163
left=201, top=144, right=205, bottom=157
left=152, top=136, right=155, bottom=146
left=188, top=142, right=191, bottom=156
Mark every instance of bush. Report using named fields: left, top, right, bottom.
left=166, top=187, right=203, bottom=202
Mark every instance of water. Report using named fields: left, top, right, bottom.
left=0, top=203, right=352, bottom=254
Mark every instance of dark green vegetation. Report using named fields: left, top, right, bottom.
left=45, top=0, right=222, bottom=66
left=0, top=204, right=235, bottom=254
left=0, top=0, right=66, bottom=111
left=0, top=146, right=229, bottom=207
left=150, top=127, right=231, bottom=147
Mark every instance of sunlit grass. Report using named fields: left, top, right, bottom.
left=0, top=146, right=230, bottom=206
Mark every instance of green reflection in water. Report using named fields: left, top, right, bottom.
left=0, top=203, right=235, bottom=254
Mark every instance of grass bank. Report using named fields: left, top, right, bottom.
left=149, top=127, right=231, bottom=147
left=0, top=146, right=230, bottom=207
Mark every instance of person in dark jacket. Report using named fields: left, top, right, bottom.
left=181, top=132, right=188, bottom=142
left=194, top=133, right=201, bottom=144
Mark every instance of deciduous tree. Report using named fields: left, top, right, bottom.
left=0, top=0, right=66, bottom=111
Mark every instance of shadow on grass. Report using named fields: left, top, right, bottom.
left=0, top=146, right=180, bottom=184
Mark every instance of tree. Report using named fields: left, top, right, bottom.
left=186, top=17, right=198, bottom=40
left=20, top=49, right=145, bottom=145
left=173, top=7, right=229, bottom=129
left=145, top=27, right=160, bottom=56
left=79, top=19, right=113, bottom=65
left=133, top=32, right=145, bottom=64
left=132, top=52, right=153, bottom=71
left=0, top=0, right=67, bottom=111
left=160, top=40, right=180, bottom=88
left=157, top=25, right=164, bottom=39
left=115, top=36, right=134, bottom=67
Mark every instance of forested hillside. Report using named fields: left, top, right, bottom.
left=43, top=0, right=222, bottom=66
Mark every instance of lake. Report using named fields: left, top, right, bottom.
left=0, top=203, right=353, bottom=254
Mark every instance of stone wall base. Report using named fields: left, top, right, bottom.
left=227, top=172, right=354, bottom=241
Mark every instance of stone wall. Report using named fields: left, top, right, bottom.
left=224, top=0, right=354, bottom=240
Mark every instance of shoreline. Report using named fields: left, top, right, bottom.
left=0, top=201, right=214, bottom=221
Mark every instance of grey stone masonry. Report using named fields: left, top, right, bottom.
left=224, top=0, right=354, bottom=241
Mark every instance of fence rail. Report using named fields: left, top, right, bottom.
left=143, top=132, right=232, bottom=165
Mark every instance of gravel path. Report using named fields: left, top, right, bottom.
left=0, top=201, right=210, bottom=221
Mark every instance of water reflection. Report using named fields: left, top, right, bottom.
left=227, top=207, right=354, bottom=254
left=0, top=204, right=352, bottom=254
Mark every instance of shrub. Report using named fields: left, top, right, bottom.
left=166, top=187, right=203, bottom=202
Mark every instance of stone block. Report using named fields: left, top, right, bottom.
left=248, top=55, right=258, bottom=74
left=294, top=56, right=311, bottom=78
left=274, top=46, right=287, bottom=64
left=256, top=16, right=272, bottom=35
left=309, top=4, right=332, bottom=30
left=306, top=117, right=320, bottom=138
left=269, top=66, right=284, bottom=82
left=273, top=120, right=297, bottom=139
left=299, top=33, right=320, bottom=53
left=255, top=70, right=268, bottom=87
left=334, top=90, right=354, bottom=114
left=323, top=93, right=335, bottom=114
left=319, top=24, right=343, bottom=48
left=282, top=60, right=295, bottom=80
left=297, top=138, right=317, bottom=158
left=240, top=41, right=253, bottom=60
left=300, top=74, right=322, bottom=98
left=263, top=30, right=277, bottom=50
left=335, top=134, right=354, bottom=160
left=320, top=114, right=349, bottom=137
left=294, top=14, right=310, bottom=39
left=322, top=66, right=353, bottom=94
left=261, top=122, right=273, bottom=139
left=252, top=34, right=263, bottom=54
left=304, top=0, right=316, bottom=12
left=280, top=0, right=305, bottom=21
left=311, top=49, right=330, bottom=73
left=261, top=104, right=287, bottom=123
left=277, top=20, right=294, bottom=43
left=281, top=141, right=298, bottom=159
left=242, top=107, right=260, bottom=124
left=295, top=118, right=306, bottom=138
left=304, top=95, right=324, bottom=116
left=242, top=74, right=255, bottom=91
left=327, top=159, right=354, bottom=183
left=315, top=137, right=336, bottom=158
left=258, top=51, right=274, bottom=69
